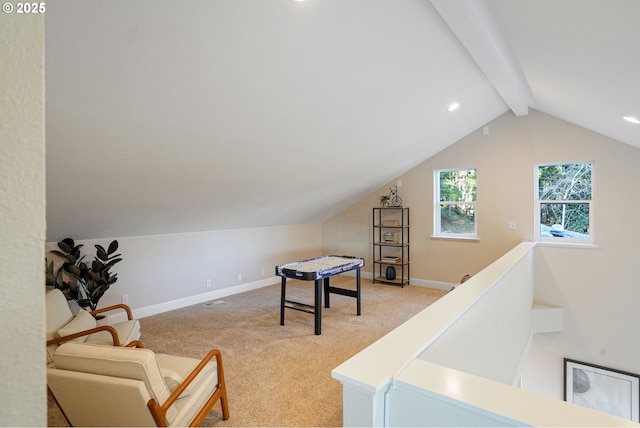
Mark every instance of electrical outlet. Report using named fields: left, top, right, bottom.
left=507, top=221, right=517, bottom=230
left=237, top=273, right=242, bottom=282
left=261, top=268, right=265, bottom=276
left=206, top=279, right=211, bottom=288
left=122, top=295, right=129, bottom=304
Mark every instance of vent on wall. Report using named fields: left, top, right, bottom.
left=203, top=300, right=225, bottom=307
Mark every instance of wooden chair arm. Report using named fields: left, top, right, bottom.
left=125, top=340, right=145, bottom=348
left=148, top=349, right=227, bottom=426
left=46, top=325, right=121, bottom=346
left=91, top=303, right=134, bottom=320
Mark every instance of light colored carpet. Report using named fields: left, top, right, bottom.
left=48, top=277, right=446, bottom=427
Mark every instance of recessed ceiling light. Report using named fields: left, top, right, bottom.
left=448, top=102, right=460, bottom=112
left=623, top=116, right=640, bottom=124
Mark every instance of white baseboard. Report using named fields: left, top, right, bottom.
left=107, top=274, right=452, bottom=323
left=409, top=278, right=453, bottom=291
left=108, top=277, right=280, bottom=323
left=345, top=270, right=453, bottom=291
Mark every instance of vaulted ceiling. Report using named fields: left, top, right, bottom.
left=45, top=0, right=640, bottom=241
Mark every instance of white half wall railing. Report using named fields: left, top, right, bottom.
left=331, top=242, right=637, bottom=427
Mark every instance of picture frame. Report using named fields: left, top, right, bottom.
left=564, top=358, right=640, bottom=422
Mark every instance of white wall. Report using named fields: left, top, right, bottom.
left=527, top=246, right=640, bottom=397
left=524, top=115, right=640, bottom=399
left=417, top=244, right=534, bottom=386
left=46, top=224, right=322, bottom=313
left=324, top=109, right=640, bottom=398
left=0, top=13, right=46, bottom=427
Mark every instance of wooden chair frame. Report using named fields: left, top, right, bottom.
left=91, top=303, right=135, bottom=320
left=47, top=303, right=139, bottom=347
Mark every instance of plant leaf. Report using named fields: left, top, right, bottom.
left=107, top=240, right=119, bottom=254
left=58, top=239, right=73, bottom=253
left=105, top=258, right=122, bottom=268
left=96, top=245, right=107, bottom=260
left=92, top=260, right=105, bottom=271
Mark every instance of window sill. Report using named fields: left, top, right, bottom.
left=431, top=235, right=479, bottom=242
left=535, top=241, right=599, bottom=250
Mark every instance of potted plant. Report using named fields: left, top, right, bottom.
left=380, top=195, right=390, bottom=207
left=46, top=238, right=122, bottom=312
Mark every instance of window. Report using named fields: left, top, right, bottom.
left=536, top=162, right=593, bottom=242
left=434, top=168, right=477, bottom=238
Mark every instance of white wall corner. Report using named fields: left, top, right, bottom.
left=531, top=303, right=563, bottom=334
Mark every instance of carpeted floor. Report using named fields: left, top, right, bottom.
left=48, top=277, right=446, bottom=427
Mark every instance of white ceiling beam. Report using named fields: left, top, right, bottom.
left=431, top=0, right=534, bottom=116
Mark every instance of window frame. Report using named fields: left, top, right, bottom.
left=534, top=161, right=595, bottom=245
left=433, top=167, right=478, bottom=240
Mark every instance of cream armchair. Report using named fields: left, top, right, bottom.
left=48, top=342, right=230, bottom=426
left=46, top=288, right=141, bottom=363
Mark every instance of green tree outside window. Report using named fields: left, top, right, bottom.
left=537, top=162, right=592, bottom=239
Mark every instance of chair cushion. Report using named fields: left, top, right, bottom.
left=46, top=289, right=75, bottom=364
left=57, top=309, right=96, bottom=342
left=161, top=367, right=189, bottom=395
left=155, top=353, right=219, bottom=427
left=46, top=288, right=73, bottom=339
left=48, top=368, right=159, bottom=427
left=172, top=372, right=218, bottom=427
left=84, top=319, right=141, bottom=346
left=156, top=354, right=211, bottom=398
left=53, top=342, right=178, bottom=423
